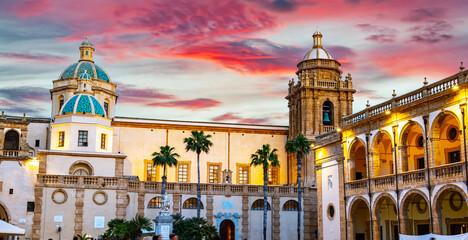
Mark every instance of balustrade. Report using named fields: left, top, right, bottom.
left=399, top=169, right=426, bottom=188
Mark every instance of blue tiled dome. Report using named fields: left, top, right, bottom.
left=59, top=61, right=111, bottom=82
left=79, top=71, right=91, bottom=80
left=61, top=95, right=106, bottom=117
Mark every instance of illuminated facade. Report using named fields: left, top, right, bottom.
left=0, top=36, right=323, bottom=240
left=315, top=67, right=468, bottom=239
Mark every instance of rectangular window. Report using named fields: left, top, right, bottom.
left=78, top=130, right=88, bottom=147
left=238, top=166, right=249, bottom=184
left=101, top=133, right=107, bottom=149
left=145, top=161, right=157, bottom=181
left=58, top=131, right=65, bottom=147
left=104, top=102, right=109, bottom=116
left=178, top=164, right=188, bottom=182
left=268, top=167, right=278, bottom=185
left=208, top=165, right=220, bottom=183
left=449, top=151, right=461, bottom=163
left=27, top=201, right=35, bottom=212
left=417, top=157, right=425, bottom=169
left=59, top=99, right=64, bottom=111
left=35, top=140, right=40, bottom=147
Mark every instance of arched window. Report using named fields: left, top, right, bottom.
left=58, top=95, right=64, bottom=113
left=183, top=198, right=204, bottom=209
left=69, top=161, right=94, bottom=176
left=104, top=99, right=109, bottom=117
left=322, top=101, right=334, bottom=126
left=4, top=130, right=19, bottom=150
left=251, top=199, right=271, bottom=211
left=148, top=197, right=161, bottom=209
left=282, top=200, right=299, bottom=211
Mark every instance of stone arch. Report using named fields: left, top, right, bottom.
left=371, top=130, right=394, bottom=177
left=432, top=184, right=468, bottom=234
left=69, top=160, right=94, bottom=176
left=347, top=195, right=370, bottom=219
left=400, top=189, right=430, bottom=235
left=347, top=196, right=371, bottom=240
left=0, top=200, right=10, bottom=222
left=322, top=100, right=334, bottom=126
left=430, top=110, right=463, bottom=167
left=347, top=138, right=367, bottom=181
left=4, top=129, right=20, bottom=150
left=399, top=121, right=426, bottom=172
left=372, top=192, right=397, bottom=220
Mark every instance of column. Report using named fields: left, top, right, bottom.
left=241, top=196, right=249, bottom=239
left=137, top=192, right=145, bottom=216
left=74, top=189, right=84, bottom=236
left=206, top=195, right=214, bottom=225
left=32, top=187, right=43, bottom=240
left=372, top=219, right=380, bottom=240
left=116, top=190, right=127, bottom=219
left=271, top=196, right=280, bottom=240
left=347, top=219, right=354, bottom=240
left=303, top=194, right=314, bottom=239
left=115, top=158, right=124, bottom=177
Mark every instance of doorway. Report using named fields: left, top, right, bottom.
left=219, top=219, right=235, bottom=240
left=0, top=204, right=9, bottom=222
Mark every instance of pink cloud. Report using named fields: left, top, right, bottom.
left=212, top=112, right=269, bottom=124
left=0, top=52, right=68, bottom=63
left=147, top=98, right=221, bottom=110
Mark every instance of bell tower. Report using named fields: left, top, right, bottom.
left=286, top=31, right=356, bottom=185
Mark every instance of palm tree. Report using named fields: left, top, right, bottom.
left=184, top=130, right=213, bottom=218
left=152, top=145, right=180, bottom=195
left=250, top=144, right=280, bottom=240
left=285, top=133, right=312, bottom=240
left=76, top=233, right=92, bottom=240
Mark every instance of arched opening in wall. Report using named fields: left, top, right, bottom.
left=373, top=195, right=397, bottom=240
left=401, top=191, right=430, bottom=235
left=183, top=198, right=204, bottom=209
left=323, top=101, right=334, bottom=126
left=58, top=95, right=64, bottom=113
left=251, top=199, right=271, bottom=210
left=0, top=204, right=9, bottom=222
left=433, top=185, right=468, bottom=235
left=432, top=112, right=461, bottom=166
left=400, top=123, right=425, bottom=172
left=147, top=197, right=161, bottom=209
left=349, top=198, right=370, bottom=240
left=372, top=131, right=394, bottom=177
left=219, top=219, right=235, bottom=240
left=4, top=130, right=19, bottom=150
left=69, top=161, right=94, bottom=176
left=348, top=139, right=367, bottom=181
left=282, top=200, right=299, bottom=211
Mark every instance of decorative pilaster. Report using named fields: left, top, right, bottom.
left=271, top=196, right=281, bottom=240
left=241, top=196, right=249, bottom=239
left=137, top=192, right=145, bottom=216
left=172, top=194, right=181, bottom=214
left=74, top=189, right=84, bottom=236
left=372, top=219, right=380, bottom=240
left=206, top=195, right=214, bottom=225
left=32, top=187, right=43, bottom=240
left=115, top=158, right=124, bottom=177
left=116, top=190, right=127, bottom=219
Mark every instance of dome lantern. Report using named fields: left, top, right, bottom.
left=302, top=31, right=333, bottom=61
left=313, top=30, right=323, bottom=48
left=79, top=36, right=95, bottom=63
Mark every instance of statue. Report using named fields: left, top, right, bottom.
left=160, top=194, right=171, bottom=216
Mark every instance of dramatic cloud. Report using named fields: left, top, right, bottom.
left=403, top=8, right=446, bottom=22
left=0, top=52, right=68, bottom=62
left=212, top=112, right=269, bottom=124
left=115, top=82, right=175, bottom=103
left=356, top=24, right=398, bottom=43
left=0, top=87, right=49, bottom=103
left=148, top=98, right=221, bottom=110
left=409, top=21, right=453, bottom=43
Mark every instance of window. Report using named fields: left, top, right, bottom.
left=178, top=163, right=188, bottom=182
left=58, top=131, right=65, bottom=147
left=70, top=161, right=93, bottom=176
left=417, top=135, right=424, bottom=148
left=327, top=204, right=335, bottom=220
left=145, top=161, right=157, bottom=181
left=148, top=197, right=161, bottom=209
left=448, top=126, right=459, bottom=141
left=104, top=102, right=109, bottom=116
left=59, top=97, right=64, bottom=112
left=208, top=164, right=220, bottom=183
left=322, top=101, right=334, bottom=126
left=449, top=150, right=461, bottom=163
left=101, top=133, right=107, bottom=149
left=183, top=198, right=204, bottom=209
left=268, top=167, right=278, bottom=185
left=238, top=165, right=249, bottom=184
left=282, top=200, right=299, bottom=211
left=417, top=157, right=425, bottom=169
left=35, top=140, right=40, bottom=147
left=355, top=172, right=363, bottom=180
left=78, top=130, right=88, bottom=146
left=27, top=202, right=35, bottom=212
left=251, top=199, right=271, bottom=210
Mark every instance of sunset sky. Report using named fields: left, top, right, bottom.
left=0, top=0, right=467, bottom=125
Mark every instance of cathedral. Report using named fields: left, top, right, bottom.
left=1, top=30, right=465, bottom=240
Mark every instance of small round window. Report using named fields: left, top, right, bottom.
left=416, top=135, right=424, bottom=148
left=447, top=126, right=459, bottom=141
left=327, top=204, right=335, bottom=220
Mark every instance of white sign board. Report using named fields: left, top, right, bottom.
left=53, top=216, right=63, bottom=223
left=94, top=216, right=105, bottom=228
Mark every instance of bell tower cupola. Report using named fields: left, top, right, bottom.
left=79, top=36, right=94, bottom=62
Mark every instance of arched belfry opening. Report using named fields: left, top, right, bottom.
left=4, top=130, right=19, bottom=150
left=323, top=100, right=334, bottom=126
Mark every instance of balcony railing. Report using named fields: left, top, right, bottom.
left=345, top=162, right=467, bottom=197
left=37, top=174, right=311, bottom=197
left=1, top=149, right=29, bottom=158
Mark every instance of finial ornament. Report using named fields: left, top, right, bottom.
left=86, top=36, right=89, bottom=41
left=84, top=70, right=87, bottom=73
left=423, top=77, right=428, bottom=85
left=392, top=89, right=396, bottom=98
left=461, top=61, right=465, bottom=71
left=366, top=100, right=370, bottom=108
